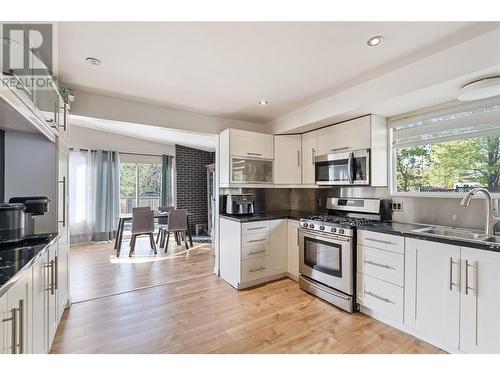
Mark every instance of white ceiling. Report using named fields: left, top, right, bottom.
left=58, top=22, right=498, bottom=124
left=70, top=115, right=217, bottom=151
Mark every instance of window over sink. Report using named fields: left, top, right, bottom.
left=389, top=97, right=500, bottom=196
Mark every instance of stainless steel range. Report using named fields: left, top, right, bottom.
left=299, top=197, right=381, bottom=312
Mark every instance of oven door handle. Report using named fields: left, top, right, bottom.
left=299, top=229, right=351, bottom=243
left=347, top=152, right=354, bottom=185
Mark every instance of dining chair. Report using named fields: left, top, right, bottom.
left=156, top=206, right=174, bottom=245
left=129, top=209, right=157, bottom=257
left=161, top=209, right=189, bottom=252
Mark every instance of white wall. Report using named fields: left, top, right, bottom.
left=68, top=125, right=175, bottom=156
left=4, top=131, right=56, bottom=233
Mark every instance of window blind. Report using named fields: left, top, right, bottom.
left=390, top=97, right=500, bottom=149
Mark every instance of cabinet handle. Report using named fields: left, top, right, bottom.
left=364, top=237, right=394, bottom=245
left=297, top=227, right=299, bottom=246
left=363, top=259, right=394, bottom=270
left=330, top=147, right=349, bottom=152
left=247, top=226, right=267, bottom=231
left=55, top=255, right=59, bottom=290
left=449, top=257, right=460, bottom=291
left=45, top=260, right=55, bottom=295
left=247, top=152, right=262, bottom=156
left=247, top=239, right=266, bottom=243
left=249, top=266, right=266, bottom=273
left=365, top=291, right=395, bottom=304
left=312, top=148, right=316, bottom=165
left=465, top=259, right=475, bottom=295
left=18, top=299, right=24, bottom=354
left=248, top=249, right=267, bottom=255
left=297, top=150, right=300, bottom=167
left=58, top=177, right=66, bottom=227
left=59, top=103, right=67, bottom=131
left=2, top=308, right=17, bottom=354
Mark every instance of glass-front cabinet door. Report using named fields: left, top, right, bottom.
left=231, top=157, right=273, bottom=184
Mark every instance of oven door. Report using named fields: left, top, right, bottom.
left=315, top=149, right=370, bottom=185
left=299, top=229, right=353, bottom=294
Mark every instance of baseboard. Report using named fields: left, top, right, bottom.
left=286, top=272, right=299, bottom=282
left=238, top=273, right=288, bottom=289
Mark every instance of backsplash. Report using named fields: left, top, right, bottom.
left=220, top=186, right=496, bottom=232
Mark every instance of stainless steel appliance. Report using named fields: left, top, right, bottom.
left=225, top=194, right=255, bottom=215
left=299, top=197, right=381, bottom=312
left=315, top=149, right=370, bottom=185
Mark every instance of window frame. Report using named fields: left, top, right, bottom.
left=388, top=100, right=500, bottom=199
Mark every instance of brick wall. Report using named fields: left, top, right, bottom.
left=175, top=145, right=215, bottom=234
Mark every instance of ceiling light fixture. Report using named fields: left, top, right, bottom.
left=367, top=36, right=384, bottom=47
left=259, top=100, right=269, bottom=105
left=458, top=76, right=500, bottom=101
left=85, top=57, right=102, bottom=66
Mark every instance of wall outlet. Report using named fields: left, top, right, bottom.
left=391, top=200, right=404, bottom=212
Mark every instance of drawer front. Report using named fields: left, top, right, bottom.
left=241, top=221, right=270, bottom=235
left=241, top=243, right=270, bottom=260
left=357, top=230, right=404, bottom=254
left=241, top=256, right=269, bottom=282
left=357, top=273, right=404, bottom=323
left=242, top=232, right=270, bottom=247
left=357, top=245, right=404, bottom=286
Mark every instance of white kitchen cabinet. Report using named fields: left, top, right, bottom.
left=301, top=131, right=317, bottom=185
left=316, top=115, right=387, bottom=186
left=287, top=220, right=300, bottom=280
left=31, top=251, right=49, bottom=354
left=225, top=128, right=274, bottom=159
left=274, top=135, right=301, bottom=184
left=405, top=238, right=461, bottom=350
left=47, top=242, right=59, bottom=345
left=460, top=247, right=500, bottom=353
left=0, top=271, right=31, bottom=354
left=269, top=220, right=288, bottom=275
left=220, top=217, right=289, bottom=289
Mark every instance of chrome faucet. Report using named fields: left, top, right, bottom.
left=460, top=188, right=500, bottom=236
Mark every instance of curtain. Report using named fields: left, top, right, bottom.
left=92, top=150, right=120, bottom=242
left=69, top=150, right=95, bottom=244
left=161, top=154, right=174, bottom=206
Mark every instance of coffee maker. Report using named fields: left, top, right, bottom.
left=225, top=194, right=255, bottom=215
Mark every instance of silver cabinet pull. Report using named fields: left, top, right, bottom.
left=330, top=147, right=349, bottom=152
left=45, top=260, right=55, bottom=295
left=59, top=103, right=68, bottom=131
left=17, top=300, right=23, bottom=354
left=2, top=308, right=17, bottom=354
left=449, top=257, right=460, bottom=291
left=297, top=227, right=299, bottom=246
left=365, top=291, right=395, bottom=304
left=246, top=152, right=262, bottom=156
left=58, top=177, right=66, bottom=227
left=54, top=255, right=59, bottom=291
left=248, top=250, right=267, bottom=255
left=249, top=266, right=266, bottom=273
left=465, top=259, right=475, bottom=295
left=247, top=239, right=266, bottom=243
left=364, top=237, right=394, bottom=245
left=297, top=150, right=300, bottom=167
left=363, top=259, right=394, bottom=270
left=311, top=148, right=315, bottom=165
left=247, top=226, right=267, bottom=231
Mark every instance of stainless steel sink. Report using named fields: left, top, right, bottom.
left=412, top=226, right=494, bottom=242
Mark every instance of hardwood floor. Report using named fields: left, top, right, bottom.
left=52, top=240, right=445, bottom=354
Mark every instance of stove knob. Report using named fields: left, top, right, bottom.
left=319, top=225, right=325, bottom=231
left=331, top=227, right=337, bottom=233
left=309, top=224, right=315, bottom=229
left=338, top=228, right=345, bottom=234
left=302, top=222, right=308, bottom=228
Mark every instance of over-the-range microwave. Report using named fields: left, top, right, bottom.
left=315, top=148, right=370, bottom=185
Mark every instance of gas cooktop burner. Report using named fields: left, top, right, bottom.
left=304, top=215, right=374, bottom=226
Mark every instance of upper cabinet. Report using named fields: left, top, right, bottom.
left=274, top=135, right=301, bottom=184
left=317, top=115, right=387, bottom=186
left=301, top=131, right=317, bottom=185
left=219, top=129, right=274, bottom=186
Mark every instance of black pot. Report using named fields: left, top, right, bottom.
left=0, top=203, right=26, bottom=232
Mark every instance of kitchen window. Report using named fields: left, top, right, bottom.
left=389, top=98, right=500, bottom=196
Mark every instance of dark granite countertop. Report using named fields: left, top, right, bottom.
left=220, top=210, right=319, bottom=223
left=0, top=233, right=60, bottom=296
left=358, top=221, right=500, bottom=252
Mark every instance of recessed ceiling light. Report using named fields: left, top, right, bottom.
left=367, top=36, right=384, bottom=47
left=85, top=57, right=102, bottom=66
left=259, top=100, right=269, bottom=105
left=458, top=76, right=500, bottom=101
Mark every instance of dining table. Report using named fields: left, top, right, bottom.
left=114, top=210, right=193, bottom=256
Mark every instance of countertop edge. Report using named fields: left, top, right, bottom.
left=0, top=233, right=61, bottom=298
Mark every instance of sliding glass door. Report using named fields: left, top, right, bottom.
left=119, top=154, right=162, bottom=214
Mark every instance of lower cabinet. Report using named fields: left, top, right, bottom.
left=287, top=220, right=300, bottom=279
left=220, top=218, right=290, bottom=289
